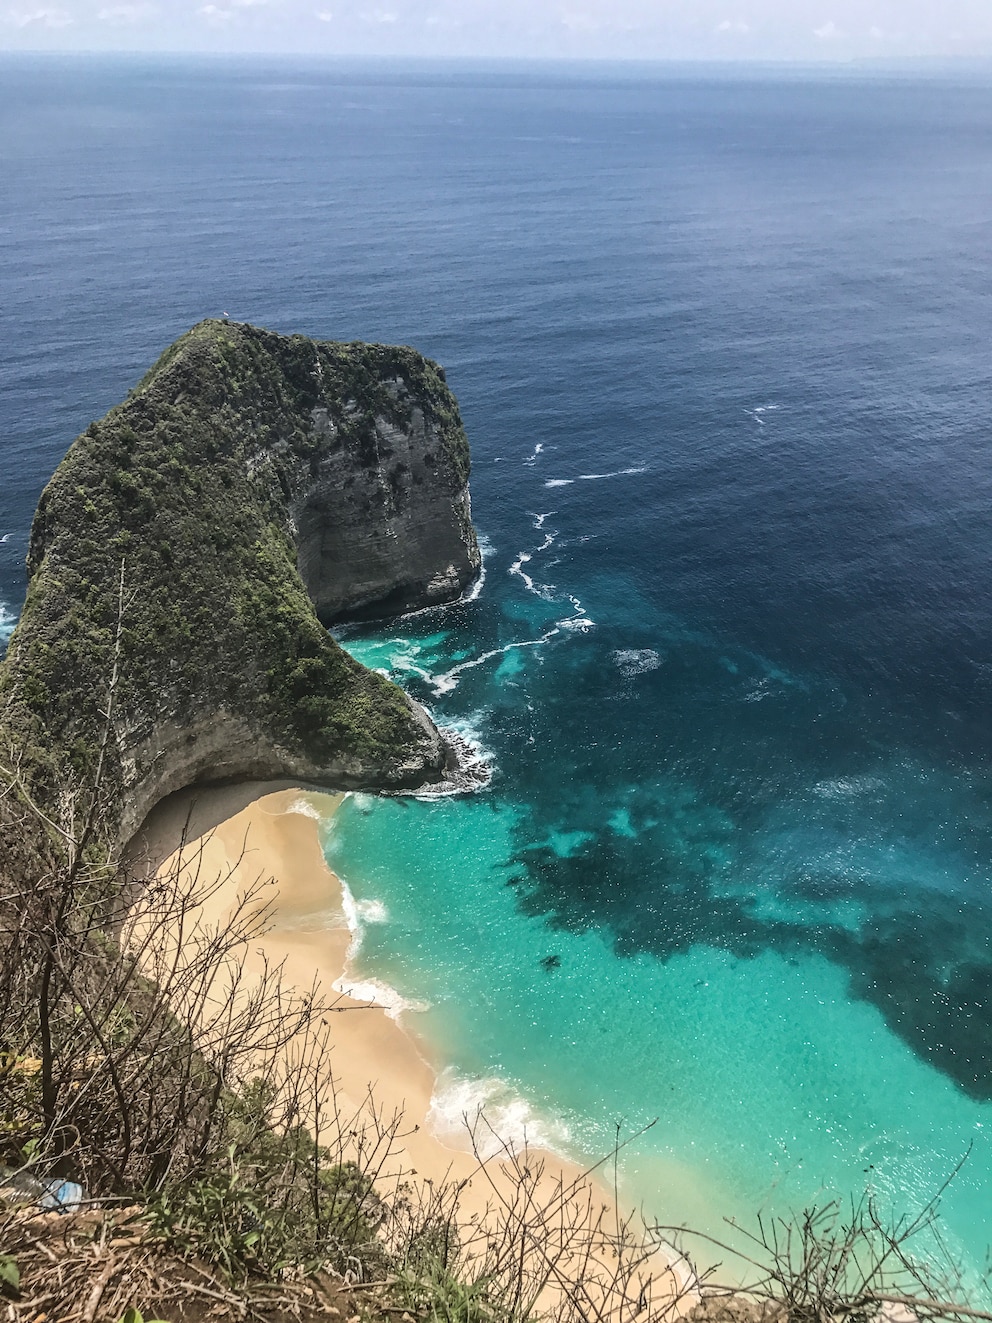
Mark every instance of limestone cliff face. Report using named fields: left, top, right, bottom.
left=295, top=387, right=478, bottom=623
left=0, top=320, right=480, bottom=853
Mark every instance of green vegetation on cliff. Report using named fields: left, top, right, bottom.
left=0, top=319, right=479, bottom=856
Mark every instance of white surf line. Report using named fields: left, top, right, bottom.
left=544, top=465, right=647, bottom=489
left=745, top=404, right=781, bottom=425
left=429, top=511, right=593, bottom=695
left=381, top=641, right=439, bottom=687
left=430, top=593, right=594, bottom=695
left=333, top=875, right=431, bottom=1020
left=430, top=625, right=563, bottom=695
left=509, top=551, right=537, bottom=594
left=509, top=526, right=559, bottom=600
left=461, top=553, right=488, bottom=603
left=559, top=592, right=594, bottom=632
left=577, top=465, right=646, bottom=480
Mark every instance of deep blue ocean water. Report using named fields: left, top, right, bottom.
left=3, top=54, right=992, bottom=1286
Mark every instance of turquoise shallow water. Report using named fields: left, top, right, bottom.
left=326, top=605, right=992, bottom=1286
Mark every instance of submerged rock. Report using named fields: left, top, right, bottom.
left=0, top=320, right=481, bottom=852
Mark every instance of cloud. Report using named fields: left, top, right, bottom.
left=314, top=7, right=332, bottom=18
left=198, top=3, right=234, bottom=21
left=361, top=7, right=397, bottom=22
left=5, top=5, right=72, bottom=25
left=813, top=19, right=841, bottom=39
left=716, top=18, right=749, bottom=33
left=97, top=3, right=157, bottom=21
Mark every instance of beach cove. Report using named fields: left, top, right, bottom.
left=134, top=783, right=695, bottom=1314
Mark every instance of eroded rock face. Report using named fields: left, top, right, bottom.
left=0, top=320, right=480, bottom=855
left=292, top=387, right=479, bottom=623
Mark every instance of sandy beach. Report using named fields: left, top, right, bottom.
left=132, top=782, right=695, bottom=1317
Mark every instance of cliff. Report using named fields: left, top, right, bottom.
left=0, top=319, right=480, bottom=854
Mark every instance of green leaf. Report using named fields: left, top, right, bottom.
left=0, top=1254, right=19, bottom=1293
left=119, top=1310, right=143, bottom=1323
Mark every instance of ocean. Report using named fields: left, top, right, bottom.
left=3, top=53, right=992, bottom=1288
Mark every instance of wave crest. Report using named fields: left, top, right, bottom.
left=428, top=1069, right=573, bottom=1160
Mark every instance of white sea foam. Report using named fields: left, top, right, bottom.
left=358, top=897, right=389, bottom=924
left=554, top=593, right=594, bottom=632
left=427, top=1069, right=573, bottom=1160
left=530, top=511, right=554, bottom=529
left=509, top=550, right=535, bottom=592
left=331, top=871, right=432, bottom=1017
left=0, top=603, right=15, bottom=644
left=578, top=466, right=647, bottom=481
left=544, top=465, right=646, bottom=489
left=287, top=795, right=324, bottom=820
left=743, top=679, right=772, bottom=703
left=462, top=558, right=487, bottom=602
left=523, top=442, right=545, bottom=466
left=813, top=775, right=886, bottom=800
left=337, top=875, right=369, bottom=960
left=429, top=1079, right=694, bottom=1290
left=460, top=531, right=495, bottom=604
left=333, top=974, right=431, bottom=1020
left=383, top=644, right=437, bottom=686
left=613, top=648, right=662, bottom=676
left=438, top=708, right=492, bottom=755
left=332, top=878, right=429, bottom=1019
left=426, top=522, right=592, bottom=696
left=509, top=527, right=559, bottom=600
left=391, top=713, right=495, bottom=797
left=746, top=403, right=781, bottom=426
left=431, top=627, right=562, bottom=695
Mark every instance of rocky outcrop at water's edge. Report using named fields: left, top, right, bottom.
left=0, top=319, right=481, bottom=855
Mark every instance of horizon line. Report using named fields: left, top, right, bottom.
left=3, top=48, right=992, bottom=69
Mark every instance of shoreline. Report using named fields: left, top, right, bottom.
left=133, top=782, right=697, bottom=1316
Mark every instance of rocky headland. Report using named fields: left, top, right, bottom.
left=0, top=319, right=481, bottom=857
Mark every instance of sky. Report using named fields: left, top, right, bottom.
left=2, top=0, right=992, bottom=62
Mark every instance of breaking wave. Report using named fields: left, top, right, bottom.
left=427, top=1068, right=573, bottom=1160
left=544, top=465, right=647, bottom=489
